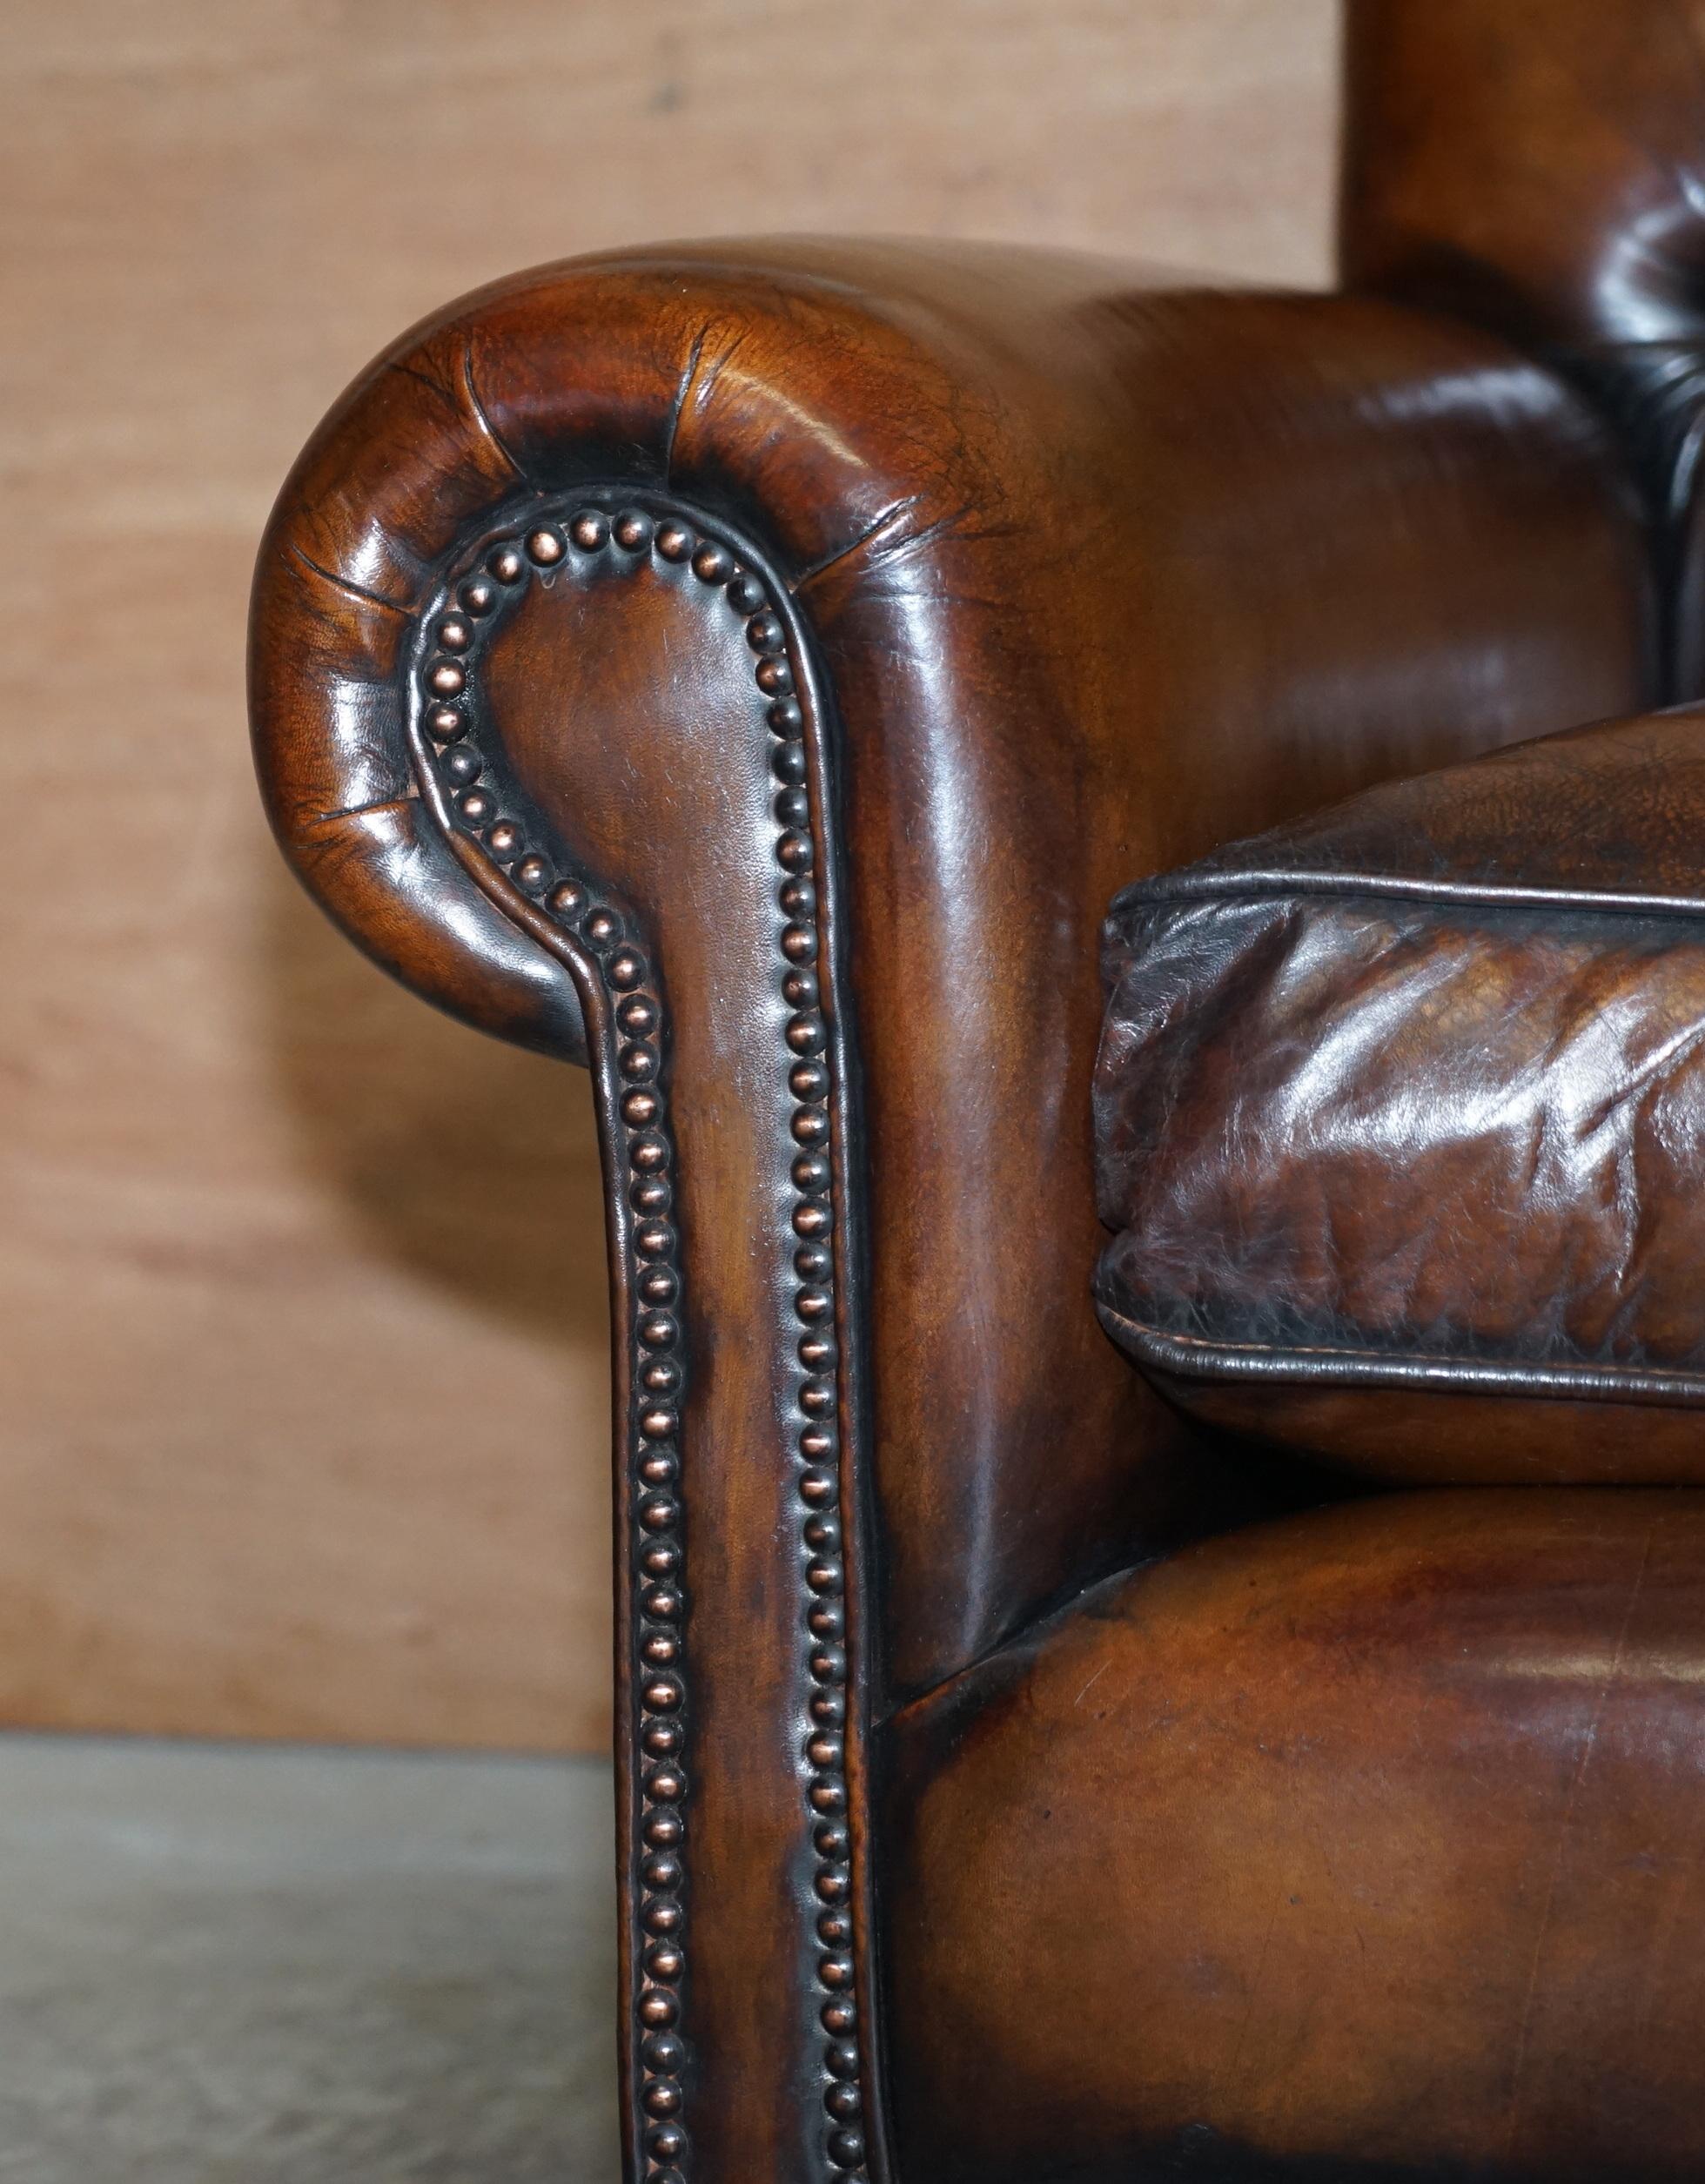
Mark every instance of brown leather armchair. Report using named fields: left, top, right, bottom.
left=247, top=5, right=1705, bottom=2178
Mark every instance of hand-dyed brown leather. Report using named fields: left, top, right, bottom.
left=1346, top=0, right=1705, bottom=353
left=1345, top=0, right=1705, bottom=690
left=252, top=238, right=1656, bottom=1705
left=885, top=1488, right=1705, bottom=2184
left=1095, top=704, right=1705, bottom=1484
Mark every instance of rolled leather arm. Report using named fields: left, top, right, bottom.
left=251, top=235, right=1656, bottom=1695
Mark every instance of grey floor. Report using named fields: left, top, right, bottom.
left=0, top=1736, right=619, bottom=2181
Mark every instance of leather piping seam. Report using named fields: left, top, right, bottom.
left=1118, top=864, right=1705, bottom=919
left=1098, top=1301, right=1705, bottom=1406
left=399, top=495, right=876, bottom=2184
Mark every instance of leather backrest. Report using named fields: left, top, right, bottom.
left=1343, top=0, right=1705, bottom=690
left=1346, top=0, right=1705, bottom=351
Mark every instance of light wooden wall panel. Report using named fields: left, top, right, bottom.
left=2, top=0, right=1339, bottom=1751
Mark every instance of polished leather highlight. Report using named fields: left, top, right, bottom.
left=885, top=1491, right=1705, bottom=2184
left=252, top=239, right=1655, bottom=1699
left=1095, top=706, right=1705, bottom=1482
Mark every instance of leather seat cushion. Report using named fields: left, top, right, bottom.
left=1094, top=705, right=1705, bottom=1482
left=883, top=1489, right=1705, bottom=2184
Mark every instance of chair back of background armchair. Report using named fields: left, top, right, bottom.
left=1346, top=0, right=1705, bottom=690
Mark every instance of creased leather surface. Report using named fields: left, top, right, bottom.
left=1095, top=704, right=1705, bottom=1482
